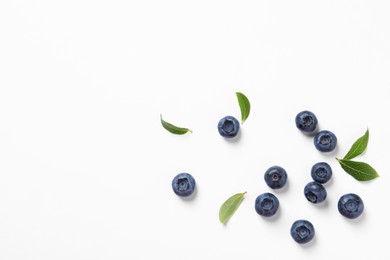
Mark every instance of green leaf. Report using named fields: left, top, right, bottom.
left=236, top=92, right=251, bottom=124
left=343, top=129, right=369, bottom=160
left=337, top=158, right=379, bottom=181
left=219, top=192, right=246, bottom=224
left=160, top=114, right=192, bottom=135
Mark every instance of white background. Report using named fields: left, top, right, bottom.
left=1, top=1, right=390, bottom=259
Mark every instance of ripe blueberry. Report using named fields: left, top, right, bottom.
left=295, top=110, right=318, bottom=134
left=304, top=181, right=327, bottom=203
left=171, top=173, right=196, bottom=197
left=311, top=162, right=332, bottom=184
left=290, top=219, right=315, bottom=244
left=314, top=130, right=337, bottom=152
left=255, top=193, right=279, bottom=217
left=338, top=193, right=364, bottom=219
left=217, top=116, right=240, bottom=138
left=264, top=166, right=288, bottom=189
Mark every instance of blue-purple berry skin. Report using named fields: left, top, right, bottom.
left=264, top=166, right=288, bottom=189
left=311, top=162, right=332, bottom=184
left=217, top=116, right=240, bottom=138
left=304, top=181, right=327, bottom=203
left=314, top=130, right=337, bottom=152
left=172, top=173, right=196, bottom=197
left=338, top=193, right=364, bottom=219
left=290, top=219, right=315, bottom=244
left=295, top=110, right=318, bottom=134
left=255, top=193, right=280, bottom=217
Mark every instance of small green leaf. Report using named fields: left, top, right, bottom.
left=343, top=129, right=369, bottom=160
left=160, top=114, right=192, bottom=135
left=337, top=158, right=379, bottom=181
left=236, top=92, right=250, bottom=124
left=219, top=192, right=246, bottom=224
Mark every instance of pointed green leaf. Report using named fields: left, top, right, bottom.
left=160, top=114, right=192, bottom=135
left=337, top=158, right=379, bottom=181
left=343, top=129, right=369, bottom=160
left=236, top=92, right=250, bottom=124
left=219, top=192, right=246, bottom=224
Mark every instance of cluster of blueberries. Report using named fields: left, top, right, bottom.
left=171, top=111, right=364, bottom=244
left=255, top=165, right=321, bottom=244
left=254, top=162, right=363, bottom=244
left=294, top=111, right=364, bottom=219
left=293, top=111, right=364, bottom=243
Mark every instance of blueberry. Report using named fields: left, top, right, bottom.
left=314, top=130, right=337, bottom=152
left=264, top=166, right=288, bottom=189
left=304, top=181, right=327, bottom=203
left=295, top=110, right=318, bottom=134
left=255, top=193, right=279, bottom=217
left=290, top=220, right=315, bottom=244
left=217, top=116, right=240, bottom=138
left=171, top=173, right=196, bottom=197
left=338, top=193, right=364, bottom=219
left=311, top=162, right=333, bottom=184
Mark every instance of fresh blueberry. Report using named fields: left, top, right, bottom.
left=314, top=130, right=337, bottom=152
left=290, top=219, right=315, bottom=244
left=171, top=173, right=196, bottom=197
left=217, top=116, right=240, bottom=138
left=295, top=110, right=318, bottom=134
left=304, top=181, right=327, bottom=203
left=255, top=193, right=280, bottom=217
left=338, top=193, right=364, bottom=219
left=311, top=162, right=333, bottom=184
left=264, top=166, right=288, bottom=189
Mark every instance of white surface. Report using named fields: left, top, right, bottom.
left=1, top=1, right=390, bottom=259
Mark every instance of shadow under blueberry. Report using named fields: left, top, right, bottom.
left=317, top=145, right=339, bottom=158
left=323, top=175, right=334, bottom=187
left=299, top=235, right=317, bottom=249
left=260, top=206, right=281, bottom=223
left=343, top=211, right=366, bottom=224
left=224, top=129, right=242, bottom=143
left=311, top=199, right=329, bottom=209
left=179, top=186, right=198, bottom=202
left=301, top=124, right=320, bottom=137
left=273, top=180, right=289, bottom=194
